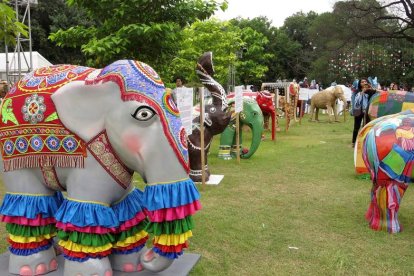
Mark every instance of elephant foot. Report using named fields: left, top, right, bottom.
left=63, top=257, right=112, bottom=276
left=140, top=248, right=174, bottom=273
left=189, top=167, right=210, bottom=183
left=9, top=246, right=58, bottom=275
left=109, top=248, right=146, bottom=272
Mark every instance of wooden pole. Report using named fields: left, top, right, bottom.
left=236, top=112, right=240, bottom=164
left=199, top=87, right=206, bottom=188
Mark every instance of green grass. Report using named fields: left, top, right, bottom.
left=2, top=113, right=414, bottom=275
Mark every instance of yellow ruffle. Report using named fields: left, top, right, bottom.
left=58, top=240, right=112, bottom=253
left=9, top=233, right=55, bottom=243
left=153, top=230, right=192, bottom=246
left=114, top=230, right=148, bottom=248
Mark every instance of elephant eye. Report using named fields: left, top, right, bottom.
left=131, top=106, right=156, bottom=121
left=209, top=106, right=216, bottom=113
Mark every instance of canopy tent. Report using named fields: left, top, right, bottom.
left=0, top=51, right=52, bottom=82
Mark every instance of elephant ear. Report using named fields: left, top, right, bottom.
left=52, top=79, right=123, bottom=141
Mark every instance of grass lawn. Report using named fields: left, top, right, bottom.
left=1, top=113, right=414, bottom=275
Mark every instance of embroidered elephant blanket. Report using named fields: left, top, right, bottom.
left=0, top=65, right=94, bottom=171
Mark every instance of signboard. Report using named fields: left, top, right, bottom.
left=235, top=85, right=243, bottom=113
left=175, top=87, right=194, bottom=135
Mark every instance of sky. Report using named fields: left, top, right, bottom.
left=214, top=0, right=337, bottom=27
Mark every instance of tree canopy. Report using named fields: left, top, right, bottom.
left=49, top=0, right=228, bottom=67
left=0, top=1, right=28, bottom=46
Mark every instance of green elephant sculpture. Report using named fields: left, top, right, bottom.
left=0, top=60, right=201, bottom=275
left=218, top=98, right=264, bottom=159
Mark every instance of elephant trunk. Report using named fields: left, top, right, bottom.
left=196, top=52, right=228, bottom=111
left=240, top=121, right=264, bottom=159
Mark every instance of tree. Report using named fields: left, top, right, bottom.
left=49, top=0, right=228, bottom=68
left=281, top=11, right=320, bottom=79
left=230, top=16, right=299, bottom=82
left=168, top=19, right=270, bottom=90
left=341, top=0, right=414, bottom=42
left=0, top=1, right=28, bottom=46
left=29, top=0, right=94, bottom=64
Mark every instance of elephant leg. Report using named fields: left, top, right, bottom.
left=365, top=180, right=408, bottom=233
left=327, top=105, right=334, bottom=122
left=315, top=108, right=319, bottom=121
left=109, top=187, right=149, bottom=272
left=55, top=175, right=130, bottom=275
left=218, top=124, right=236, bottom=160
left=0, top=169, right=60, bottom=275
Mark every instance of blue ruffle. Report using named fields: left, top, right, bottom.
left=112, top=188, right=145, bottom=223
left=9, top=243, right=52, bottom=256
left=62, top=254, right=106, bottom=263
left=153, top=246, right=183, bottom=259
left=55, top=199, right=119, bottom=228
left=112, top=243, right=146, bottom=255
left=143, top=179, right=200, bottom=211
left=0, top=193, right=62, bottom=219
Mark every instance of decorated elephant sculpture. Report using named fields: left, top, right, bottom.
left=355, top=90, right=414, bottom=175
left=0, top=59, right=202, bottom=275
left=309, top=85, right=347, bottom=122
left=256, top=90, right=276, bottom=140
left=360, top=108, right=414, bottom=233
left=218, top=98, right=264, bottom=160
left=288, top=80, right=300, bottom=125
left=187, top=52, right=231, bottom=182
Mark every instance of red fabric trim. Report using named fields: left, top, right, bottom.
left=153, top=241, right=188, bottom=253
left=8, top=238, right=51, bottom=249
left=55, top=222, right=116, bottom=234
left=145, top=200, right=202, bottom=222
left=62, top=248, right=112, bottom=259
left=1, top=215, right=56, bottom=226
left=117, top=211, right=147, bottom=232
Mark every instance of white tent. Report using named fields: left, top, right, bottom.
left=0, top=51, right=52, bottom=81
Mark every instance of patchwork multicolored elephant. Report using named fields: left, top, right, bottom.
left=187, top=52, right=231, bottom=182
left=361, top=108, right=414, bottom=233
left=0, top=59, right=201, bottom=274
left=355, top=90, right=414, bottom=175
left=218, top=98, right=264, bottom=160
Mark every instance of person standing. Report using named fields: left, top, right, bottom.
left=351, top=78, right=376, bottom=147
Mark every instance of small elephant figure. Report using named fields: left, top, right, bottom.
left=361, top=109, right=414, bottom=233
left=187, top=52, right=231, bottom=182
left=256, top=91, right=276, bottom=140
left=218, top=98, right=264, bottom=159
left=0, top=58, right=201, bottom=275
left=309, top=86, right=347, bottom=122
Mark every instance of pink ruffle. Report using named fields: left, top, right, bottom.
left=1, top=215, right=56, bottom=226
left=55, top=222, right=117, bottom=234
left=145, top=200, right=202, bottom=222
left=118, top=211, right=147, bottom=232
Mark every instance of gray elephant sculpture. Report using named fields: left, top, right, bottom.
left=309, top=85, right=347, bottom=122
left=0, top=59, right=201, bottom=275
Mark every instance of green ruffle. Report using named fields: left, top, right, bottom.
left=145, top=216, right=194, bottom=236
left=116, top=221, right=147, bottom=242
left=6, top=223, right=56, bottom=237
left=57, top=230, right=115, bottom=247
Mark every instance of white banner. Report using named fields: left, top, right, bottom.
left=235, top=85, right=244, bottom=113
left=175, top=87, right=194, bottom=135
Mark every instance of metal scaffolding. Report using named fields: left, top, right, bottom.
left=4, top=0, right=38, bottom=84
